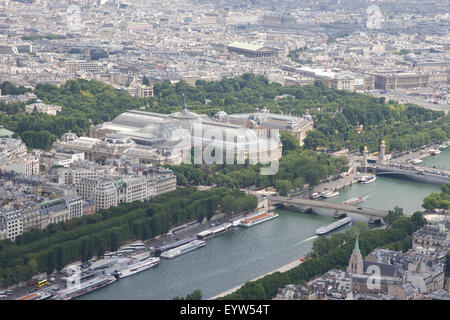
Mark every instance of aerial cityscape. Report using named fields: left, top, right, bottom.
left=0, top=0, right=449, bottom=307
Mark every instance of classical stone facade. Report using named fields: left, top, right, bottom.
left=55, top=105, right=281, bottom=166
left=213, top=107, right=314, bottom=146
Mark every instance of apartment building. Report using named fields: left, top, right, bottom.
left=0, top=209, right=23, bottom=242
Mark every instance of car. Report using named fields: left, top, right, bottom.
left=357, top=207, right=363, bottom=210
left=28, top=281, right=37, bottom=287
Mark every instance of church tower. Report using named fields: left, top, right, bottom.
left=347, top=236, right=363, bottom=276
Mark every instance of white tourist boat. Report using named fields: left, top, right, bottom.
left=113, top=254, right=160, bottom=279
left=321, top=191, right=339, bottom=198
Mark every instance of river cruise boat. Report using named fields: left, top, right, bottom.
left=321, top=191, right=339, bottom=198
left=310, top=192, right=321, bottom=199
left=412, top=159, right=423, bottom=165
left=160, top=240, right=206, bottom=259
left=54, top=274, right=116, bottom=300
left=429, top=149, right=441, bottom=155
left=316, top=217, right=352, bottom=236
left=239, top=212, right=279, bottom=228
left=358, top=175, right=376, bottom=184
left=16, top=290, right=52, bottom=300
left=343, top=197, right=363, bottom=206
left=113, top=254, right=160, bottom=279
left=196, top=223, right=232, bottom=240
left=157, top=236, right=198, bottom=252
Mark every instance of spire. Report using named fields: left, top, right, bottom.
left=354, top=236, right=360, bottom=252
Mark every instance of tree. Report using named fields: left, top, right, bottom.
left=280, top=131, right=300, bottom=155
left=55, top=246, right=65, bottom=271
left=385, top=206, right=404, bottom=226
left=239, top=282, right=266, bottom=300
left=303, top=130, right=328, bottom=150
left=411, top=212, right=427, bottom=228
left=275, top=179, right=292, bottom=196
left=185, top=289, right=202, bottom=300
left=45, top=250, right=56, bottom=275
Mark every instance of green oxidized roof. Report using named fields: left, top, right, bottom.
left=354, top=236, right=360, bottom=252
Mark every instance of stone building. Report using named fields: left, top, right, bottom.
left=55, top=104, right=281, bottom=166
left=213, top=107, right=314, bottom=146
left=412, top=224, right=449, bottom=255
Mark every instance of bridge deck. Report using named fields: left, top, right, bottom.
left=267, top=196, right=388, bottom=218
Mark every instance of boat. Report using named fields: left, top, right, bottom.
left=310, top=192, right=321, bottom=199
left=16, top=290, right=52, bottom=300
left=439, top=144, right=448, bottom=151
left=321, top=191, right=339, bottom=198
left=231, top=211, right=268, bottom=227
left=54, top=274, right=116, bottom=300
left=160, top=240, right=206, bottom=259
left=315, top=217, right=352, bottom=236
left=343, top=197, right=363, bottom=206
left=157, top=236, right=198, bottom=252
left=429, top=149, right=441, bottom=155
left=196, top=223, right=232, bottom=240
left=412, top=159, right=423, bottom=165
left=358, top=175, right=376, bottom=184
left=239, top=212, right=279, bottom=228
left=113, top=255, right=160, bottom=279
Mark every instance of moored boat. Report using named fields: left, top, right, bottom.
left=113, top=256, right=160, bottom=279
left=239, top=212, right=279, bottom=228
left=16, top=290, right=52, bottom=300
left=310, top=192, right=321, bottom=199
left=358, top=175, right=376, bottom=184
left=160, top=240, right=206, bottom=259
left=54, top=274, right=116, bottom=300
left=429, top=149, right=441, bottom=155
left=196, top=223, right=232, bottom=240
left=321, top=191, right=339, bottom=198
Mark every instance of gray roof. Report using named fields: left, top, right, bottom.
left=363, top=260, right=401, bottom=278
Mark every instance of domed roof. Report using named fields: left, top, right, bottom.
left=214, top=110, right=228, bottom=119
left=61, top=131, right=78, bottom=142
left=170, top=109, right=201, bottom=120
left=103, top=134, right=134, bottom=145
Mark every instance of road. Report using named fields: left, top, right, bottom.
left=369, top=90, right=449, bottom=113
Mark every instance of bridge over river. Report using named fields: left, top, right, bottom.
left=266, top=195, right=388, bottom=223
left=361, top=164, right=450, bottom=186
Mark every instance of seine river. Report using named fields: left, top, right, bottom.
left=79, top=150, right=448, bottom=300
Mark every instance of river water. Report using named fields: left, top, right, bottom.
left=79, top=151, right=448, bottom=300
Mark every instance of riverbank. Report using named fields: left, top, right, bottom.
left=208, top=258, right=304, bottom=300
